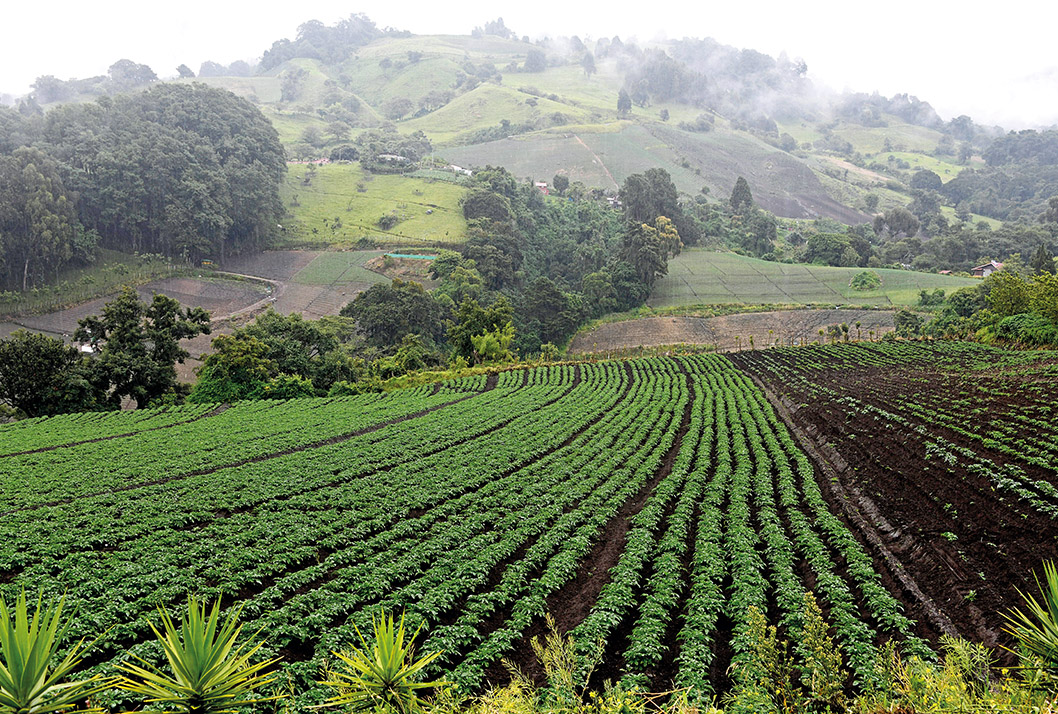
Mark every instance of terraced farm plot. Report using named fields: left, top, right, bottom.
left=1, top=346, right=1054, bottom=704
left=651, top=249, right=978, bottom=308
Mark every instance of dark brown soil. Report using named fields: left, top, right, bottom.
left=731, top=349, right=1058, bottom=658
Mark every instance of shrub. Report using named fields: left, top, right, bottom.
left=849, top=270, right=882, bottom=291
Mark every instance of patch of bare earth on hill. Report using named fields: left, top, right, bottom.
left=5, top=277, right=267, bottom=339
left=364, top=256, right=437, bottom=288
left=220, top=250, right=320, bottom=281
left=569, top=309, right=896, bottom=354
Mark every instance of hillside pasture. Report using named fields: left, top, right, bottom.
left=830, top=116, right=946, bottom=154
left=873, top=152, right=976, bottom=183
left=402, top=84, right=594, bottom=144
left=444, top=122, right=868, bottom=223
left=280, top=163, right=467, bottom=246
left=650, top=249, right=978, bottom=307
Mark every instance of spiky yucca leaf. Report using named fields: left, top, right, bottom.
left=1003, top=560, right=1058, bottom=671
left=317, top=610, right=445, bottom=714
left=117, top=596, right=280, bottom=714
left=0, top=591, right=111, bottom=714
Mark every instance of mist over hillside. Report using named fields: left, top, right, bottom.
left=4, top=11, right=1058, bottom=279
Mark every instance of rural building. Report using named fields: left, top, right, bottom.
left=971, top=260, right=1004, bottom=278
left=534, top=181, right=549, bottom=195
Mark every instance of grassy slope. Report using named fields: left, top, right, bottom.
left=280, top=163, right=466, bottom=246
left=832, top=116, right=945, bottom=154
left=403, top=84, right=593, bottom=144
left=650, top=249, right=978, bottom=308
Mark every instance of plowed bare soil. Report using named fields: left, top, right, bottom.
left=569, top=309, right=895, bottom=354
left=732, top=347, right=1058, bottom=657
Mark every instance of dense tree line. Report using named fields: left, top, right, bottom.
left=0, top=84, right=285, bottom=288
left=0, top=288, right=209, bottom=416
left=188, top=164, right=693, bottom=392
left=29, top=59, right=158, bottom=104
left=937, top=130, right=1058, bottom=222
left=904, top=263, right=1058, bottom=346
left=259, top=14, right=384, bottom=70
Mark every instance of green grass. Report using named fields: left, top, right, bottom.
left=280, top=163, right=467, bottom=246
left=831, top=117, right=946, bottom=154
left=338, top=53, right=466, bottom=108
left=649, top=249, right=978, bottom=308
left=940, top=206, right=1002, bottom=229
left=871, top=152, right=975, bottom=183
left=291, top=251, right=391, bottom=286
left=260, top=107, right=329, bottom=145
left=775, top=120, right=822, bottom=146
left=401, top=84, right=593, bottom=145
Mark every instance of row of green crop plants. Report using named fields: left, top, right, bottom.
left=1, top=359, right=676, bottom=704
left=8, top=351, right=1043, bottom=708
left=6, top=346, right=1058, bottom=710
left=560, top=355, right=933, bottom=698
left=9, top=354, right=927, bottom=699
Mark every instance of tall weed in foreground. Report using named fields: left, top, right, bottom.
left=317, top=609, right=445, bottom=714
left=0, top=591, right=111, bottom=714
left=1005, top=560, right=1058, bottom=673
left=725, top=596, right=848, bottom=714
left=856, top=636, right=1058, bottom=713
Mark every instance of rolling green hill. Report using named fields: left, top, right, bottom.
left=165, top=29, right=1019, bottom=231
left=403, top=84, right=594, bottom=144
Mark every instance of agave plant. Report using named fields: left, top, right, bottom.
left=317, top=610, right=445, bottom=714
left=0, top=590, right=111, bottom=714
left=117, top=596, right=280, bottom=714
left=1003, top=559, right=1058, bottom=672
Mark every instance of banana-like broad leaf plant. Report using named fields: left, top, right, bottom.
left=1003, top=559, right=1058, bottom=672
left=117, top=596, right=280, bottom=714
left=0, top=590, right=111, bottom=714
left=317, top=610, right=446, bottom=714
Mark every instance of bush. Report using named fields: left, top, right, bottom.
left=995, top=313, right=1058, bottom=346
left=849, top=270, right=882, bottom=291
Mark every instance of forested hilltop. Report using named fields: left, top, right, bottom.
left=0, top=84, right=285, bottom=290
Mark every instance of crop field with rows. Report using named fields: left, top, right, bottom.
left=731, top=342, right=1058, bottom=657
left=1, top=345, right=1055, bottom=703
